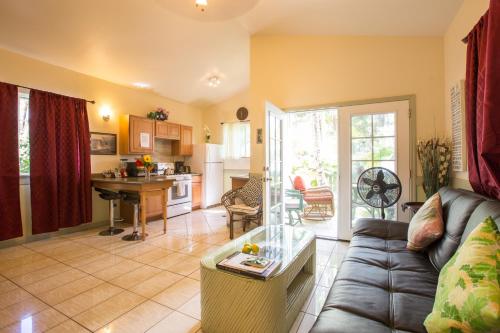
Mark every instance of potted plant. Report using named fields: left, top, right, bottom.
left=417, top=138, right=452, bottom=198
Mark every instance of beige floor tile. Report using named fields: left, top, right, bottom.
left=96, top=300, right=171, bottom=333
left=178, top=293, right=201, bottom=320
left=305, top=285, right=330, bottom=316
left=10, top=262, right=71, bottom=287
left=38, top=275, right=103, bottom=306
left=318, top=266, right=338, bottom=288
left=109, top=265, right=161, bottom=289
left=45, top=319, right=90, bottom=333
left=0, top=253, right=47, bottom=273
left=113, top=243, right=158, bottom=259
left=178, top=242, right=219, bottom=258
left=149, top=236, right=193, bottom=251
left=54, top=283, right=123, bottom=317
left=129, top=271, right=184, bottom=298
left=150, top=253, right=200, bottom=276
left=1, top=308, right=67, bottom=333
left=132, top=248, right=171, bottom=265
left=77, top=254, right=127, bottom=274
left=0, top=246, right=35, bottom=261
left=0, top=296, right=47, bottom=328
left=53, top=246, right=105, bottom=263
left=24, top=268, right=88, bottom=296
left=23, top=238, right=69, bottom=252
left=1, top=257, right=58, bottom=279
left=297, top=313, right=317, bottom=333
left=72, top=291, right=145, bottom=332
left=188, top=269, right=200, bottom=281
left=0, top=288, right=32, bottom=310
left=152, top=278, right=199, bottom=309
left=92, top=259, right=144, bottom=281
left=0, top=281, right=17, bottom=294
left=147, top=311, right=200, bottom=333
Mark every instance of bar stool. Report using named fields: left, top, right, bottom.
left=96, top=188, right=125, bottom=236
left=120, top=191, right=147, bottom=241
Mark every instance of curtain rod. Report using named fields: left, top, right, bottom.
left=15, top=84, right=95, bottom=104
left=220, top=120, right=250, bottom=125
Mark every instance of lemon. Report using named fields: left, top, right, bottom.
left=251, top=244, right=260, bottom=254
left=242, top=245, right=252, bottom=254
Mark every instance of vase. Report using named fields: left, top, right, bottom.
left=145, top=169, right=151, bottom=181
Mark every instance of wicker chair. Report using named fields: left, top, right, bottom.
left=221, top=175, right=263, bottom=239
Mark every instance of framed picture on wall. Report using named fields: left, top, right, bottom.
left=90, top=132, right=117, bottom=155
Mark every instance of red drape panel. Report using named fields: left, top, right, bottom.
left=0, top=82, right=23, bottom=240
left=465, top=1, right=500, bottom=200
left=29, top=90, right=92, bottom=234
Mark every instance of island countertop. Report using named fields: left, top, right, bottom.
left=91, top=175, right=175, bottom=185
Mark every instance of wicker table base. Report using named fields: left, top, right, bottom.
left=200, top=226, right=316, bottom=333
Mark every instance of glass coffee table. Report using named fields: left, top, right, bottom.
left=200, top=225, right=316, bottom=333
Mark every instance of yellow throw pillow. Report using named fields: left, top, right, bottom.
left=407, top=193, right=444, bottom=251
left=424, top=216, right=500, bottom=333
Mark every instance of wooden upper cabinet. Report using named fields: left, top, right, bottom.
left=172, top=125, right=193, bottom=156
left=155, top=122, right=181, bottom=140
left=119, top=115, right=155, bottom=155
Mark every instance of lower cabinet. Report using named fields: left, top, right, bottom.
left=192, top=175, right=202, bottom=210
left=120, top=192, right=164, bottom=223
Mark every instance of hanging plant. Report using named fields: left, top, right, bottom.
left=417, top=138, right=452, bottom=198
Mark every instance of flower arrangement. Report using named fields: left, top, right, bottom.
left=204, top=125, right=211, bottom=143
left=417, top=138, right=452, bottom=198
left=147, top=107, right=169, bottom=121
left=136, top=154, right=154, bottom=179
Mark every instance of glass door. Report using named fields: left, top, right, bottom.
left=264, top=102, right=285, bottom=225
left=337, top=100, right=412, bottom=240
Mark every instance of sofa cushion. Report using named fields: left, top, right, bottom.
left=424, top=216, right=500, bottom=333
left=407, top=193, right=444, bottom=251
left=427, top=189, right=485, bottom=270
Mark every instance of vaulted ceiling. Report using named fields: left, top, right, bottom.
left=0, top=0, right=462, bottom=107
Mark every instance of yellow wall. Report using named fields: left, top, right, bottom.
left=0, top=47, right=203, bottom=242
left=443, top=0, right=489, bottom=188
left=248, top=35, right=446, bottom=176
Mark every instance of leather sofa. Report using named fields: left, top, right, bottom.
left=310, top=187, right=500, bottom=333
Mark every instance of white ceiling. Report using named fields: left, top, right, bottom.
left=0, top=0, right=462, bottom=107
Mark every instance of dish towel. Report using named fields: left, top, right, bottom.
left=175, top=181, right=186, bottom=197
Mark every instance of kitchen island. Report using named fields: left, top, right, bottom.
left=91, top=176, right=174, bottom=241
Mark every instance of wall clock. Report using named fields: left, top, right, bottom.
left=236, top=107, right=248, bottom=121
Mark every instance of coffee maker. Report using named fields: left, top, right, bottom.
left=174, top=161, right=184, bottom=174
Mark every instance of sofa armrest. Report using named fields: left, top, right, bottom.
left=353, top=218, right=409, bottom=240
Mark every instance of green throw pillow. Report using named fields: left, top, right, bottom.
left=424, top=216, right=500, bottom=333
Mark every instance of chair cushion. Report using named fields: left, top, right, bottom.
left=293, top=176, right=306, bottom=191
left=424, top=216, right=500, bottom=333
left=227, top=204, right=259, bottom=215
left=407, top=193, right=444, bottom=251
left=238, top=176, right=262, bottom=207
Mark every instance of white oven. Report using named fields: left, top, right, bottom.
left=167, top=174, right=192, bottom=218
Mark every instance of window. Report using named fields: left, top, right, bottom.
left=18, top=91, right=30, bottom=174
left=222, top=122, right=250, bottom=159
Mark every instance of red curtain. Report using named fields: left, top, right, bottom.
left=0, top=82, right=23, bottom=240
left=465, top=1, right=500, bottom=200
left=29, top=90, right=92, bottom=234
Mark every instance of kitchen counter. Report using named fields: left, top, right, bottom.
left=230, top=174, right=250, bottom=181
left=91, top=175, right=174, bottom=241
left=230, top=174, right=250, bottom=190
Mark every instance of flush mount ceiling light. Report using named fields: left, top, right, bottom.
left=208, top=76, right=221, bottom=87
left=195, top=0, right=208, bottom=12
left=133, top=82, right=151, bottom=89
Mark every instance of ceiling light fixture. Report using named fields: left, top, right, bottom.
left=208, top=76, right=221, bottom=87
left=195, top=0, right=208, bottom=12
left=133, top=82, right=151, bottom=89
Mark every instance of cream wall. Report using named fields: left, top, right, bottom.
left=248, top=35, right=446, bottom=181
left=443, top=0, right=489, bottom=189
left=0, top=47, right=203, bottom=242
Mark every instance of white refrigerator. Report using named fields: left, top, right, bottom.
left=191, top=144, right=224, bottom=208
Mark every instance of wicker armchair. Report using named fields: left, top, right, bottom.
left=221, top=175, right=263, bottom=239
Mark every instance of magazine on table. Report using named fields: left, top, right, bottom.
left=216, top=252, right=281, bottom=280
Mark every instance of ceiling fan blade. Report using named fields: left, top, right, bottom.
left=366, top=190, right=375, bottom=199
left=377, top=170, right=385, bottom=182
left=362, top=178, right=375, bottom=186
left=386, top=183, right=400, bottom=190
left=380, top=193, right=390, bottom=204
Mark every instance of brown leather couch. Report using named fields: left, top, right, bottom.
left=310, top=187, right=500, bottom=333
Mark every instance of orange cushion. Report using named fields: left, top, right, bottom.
left=293, top=176, right=306, bottom=192
left=407, top=193, right=444, bottom=251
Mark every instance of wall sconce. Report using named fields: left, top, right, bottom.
left=100, top=105, right=112, bottom=121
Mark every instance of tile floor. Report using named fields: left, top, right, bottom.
left=0, top=207, right=348, bottom=333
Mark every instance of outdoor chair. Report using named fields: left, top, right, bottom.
left=291, top=176, right=335, bottom=220
left=285, top=189, right=304, bottom=226
left=221, top=175, right=263, bottom=239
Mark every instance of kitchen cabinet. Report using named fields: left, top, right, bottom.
left=155, top=122, right=181, bottom=140
left=119, top=115, right=154, bottom=154
left=172, top=125, right=193, bottom=156
left=192, top=175, right=202, bottom=210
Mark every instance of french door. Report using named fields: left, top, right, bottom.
left=264, top=102, right=285, bottom=225
left=337, top=100, right=412, bottom=240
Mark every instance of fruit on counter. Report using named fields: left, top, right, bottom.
left=241, top=243, right=260, bottom=255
